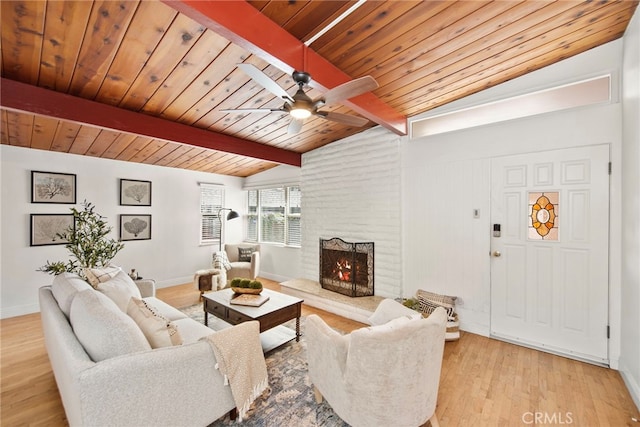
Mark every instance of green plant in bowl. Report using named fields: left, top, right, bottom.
left=231, top=278, right=263, bottom=294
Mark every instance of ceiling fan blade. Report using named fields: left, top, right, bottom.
left=220, top=108, right=281, bottom=113
left=287, top=118, right=304, bottom=134
left=237, top=63, right=291, bottom=100
left=317, top=111, right=369, bottom=127
left=322, top=76, right=379, bottom=106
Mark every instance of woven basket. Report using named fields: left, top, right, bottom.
left=416, top=289, right=456, bottom=306
left=446, top=314, right=460, bottom=341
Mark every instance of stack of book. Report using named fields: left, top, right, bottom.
left=230, top=293, right=270, bottom=307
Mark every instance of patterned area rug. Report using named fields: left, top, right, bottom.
left=180, top=304, right=350, bottom=427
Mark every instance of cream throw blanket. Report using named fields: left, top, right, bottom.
left=213, top=251, right=232, bottom=270
left=201, top=321, right=268, bottom=421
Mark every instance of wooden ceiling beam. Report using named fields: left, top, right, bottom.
left=162, top=0, right=407, bottom=136
left=0, top=78, right=301, bottom=167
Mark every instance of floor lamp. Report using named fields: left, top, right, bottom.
left=217, top=208, right=239, bottom=252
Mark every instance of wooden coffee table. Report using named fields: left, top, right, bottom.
left=202, top=288, right=304, bottom=352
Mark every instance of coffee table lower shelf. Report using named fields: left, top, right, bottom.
left=260, top=325, right=297, bottom=353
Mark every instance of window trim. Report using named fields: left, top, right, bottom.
left=246, top=185, right=301, bottom=247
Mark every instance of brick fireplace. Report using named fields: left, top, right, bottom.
left=319, top=237, right=374, bottom=297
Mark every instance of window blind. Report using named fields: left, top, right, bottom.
left=200, top=184, right=224, bottom=244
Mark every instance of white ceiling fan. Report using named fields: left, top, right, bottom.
left=221, top=63, right=379, bottom=134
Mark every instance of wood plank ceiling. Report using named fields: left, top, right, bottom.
left=1, top=0, right=638, bottom=177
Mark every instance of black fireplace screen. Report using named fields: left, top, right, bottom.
left=319, top=238, right=374, bottom=297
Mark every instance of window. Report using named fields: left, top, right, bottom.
left=200, top=184, right=224, bottom=245
left=246, top=186, right=301, bottom=247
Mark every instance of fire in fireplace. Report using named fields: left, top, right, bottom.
left=319, top=238, right=374, bottom=297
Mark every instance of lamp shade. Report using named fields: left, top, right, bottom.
left=217, top=208, right=239, bottom=251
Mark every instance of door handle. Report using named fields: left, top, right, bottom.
left=492, top=251, right=501, bottom=257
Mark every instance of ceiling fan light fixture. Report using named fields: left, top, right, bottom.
left=225, top=64, right=378, bottom=132
left=290, top=107, right=312, bottom=119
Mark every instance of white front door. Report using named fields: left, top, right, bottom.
left=490, top=145, right=610, bottom=364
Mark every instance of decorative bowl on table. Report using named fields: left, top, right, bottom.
left=230, top=278, right=263, bottom=295
left=231, top=287, right=262, bottom=295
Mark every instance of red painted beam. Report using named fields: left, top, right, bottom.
left=162, top=0, right=407, bottom=136
left=0, top=78, right=301, bottom=167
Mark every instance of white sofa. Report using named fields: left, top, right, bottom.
left=39, top=271, right=242, bottom=427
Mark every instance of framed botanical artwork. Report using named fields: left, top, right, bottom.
left=120, top=214, right=152, bottom=241
left=120, top=179, right=152, bottom=206
left=30, top=214, right=74, bottom=246
left=31, top=171, right=77, bottom=204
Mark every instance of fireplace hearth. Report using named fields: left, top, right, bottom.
left=319, top=238, right=374, bottom=297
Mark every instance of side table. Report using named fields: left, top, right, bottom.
left=134, top=278, right=156, bottom=297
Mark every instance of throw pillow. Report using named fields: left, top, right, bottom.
left=84, top=265, right=122, bottom=288
left=70, top=289, right=151, bottom=362
left=368, top=298, right=422, bottom=326
left=127, top=298, right=183, bottom=348
left=238, top=247, right=254, bottom=262
left=416, top=289, right=456, bottom=309
left=51, top=272, right=93, bottom=318
left=96, top=270, right=142, bottom=312
left=364, top=314, right=414, bottom=333
left=417, top=294, right=455, bottom=318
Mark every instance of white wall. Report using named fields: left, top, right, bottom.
left=403, top=39, right=625, bottom=369
left=620, top=8, right=640, bottom=409
left=300, top=126, right=403, bottom=298
left=0, top=145, right=244, bottom=318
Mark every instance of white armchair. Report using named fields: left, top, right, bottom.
left=223, top=243, right=260, bottom=283
left=305, top=302, right=448, bottom=427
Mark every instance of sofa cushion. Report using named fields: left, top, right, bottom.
left=368, top=298, right=422, bottom=326
left=84, top=265, right=121, bottom=287
left=172, top=318, right=217, bottom=344
left=127, top=298, right=183, bottom=348
left=51, top=272, right=93, bottom=318
left=96, top=270, right=142, bottom=312
left=70, top=289, right=151, bottom=362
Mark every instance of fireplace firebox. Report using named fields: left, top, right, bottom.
left=319, top=238, right=374, bottom=297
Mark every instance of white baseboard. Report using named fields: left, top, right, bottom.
left=619, top=360, right=640, bottom=411
left=154, top=275, right=193, bottom=289
left=1, top=302, right=39, bottom=319
left=455, top=307, right=490, bottom=337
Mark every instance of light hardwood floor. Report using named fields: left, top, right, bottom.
left=1, top=279, right=638, bottom=426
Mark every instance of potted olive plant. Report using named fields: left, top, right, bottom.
left=38, top=201, right=124, bottom=277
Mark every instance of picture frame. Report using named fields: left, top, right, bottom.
left=120, top=214, right=152, bottom=241
left=30, top=214, right=74, bottom=246
left=31, top=171, right=77, bottom=204
left=120, top=179, right=152, bottom=206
